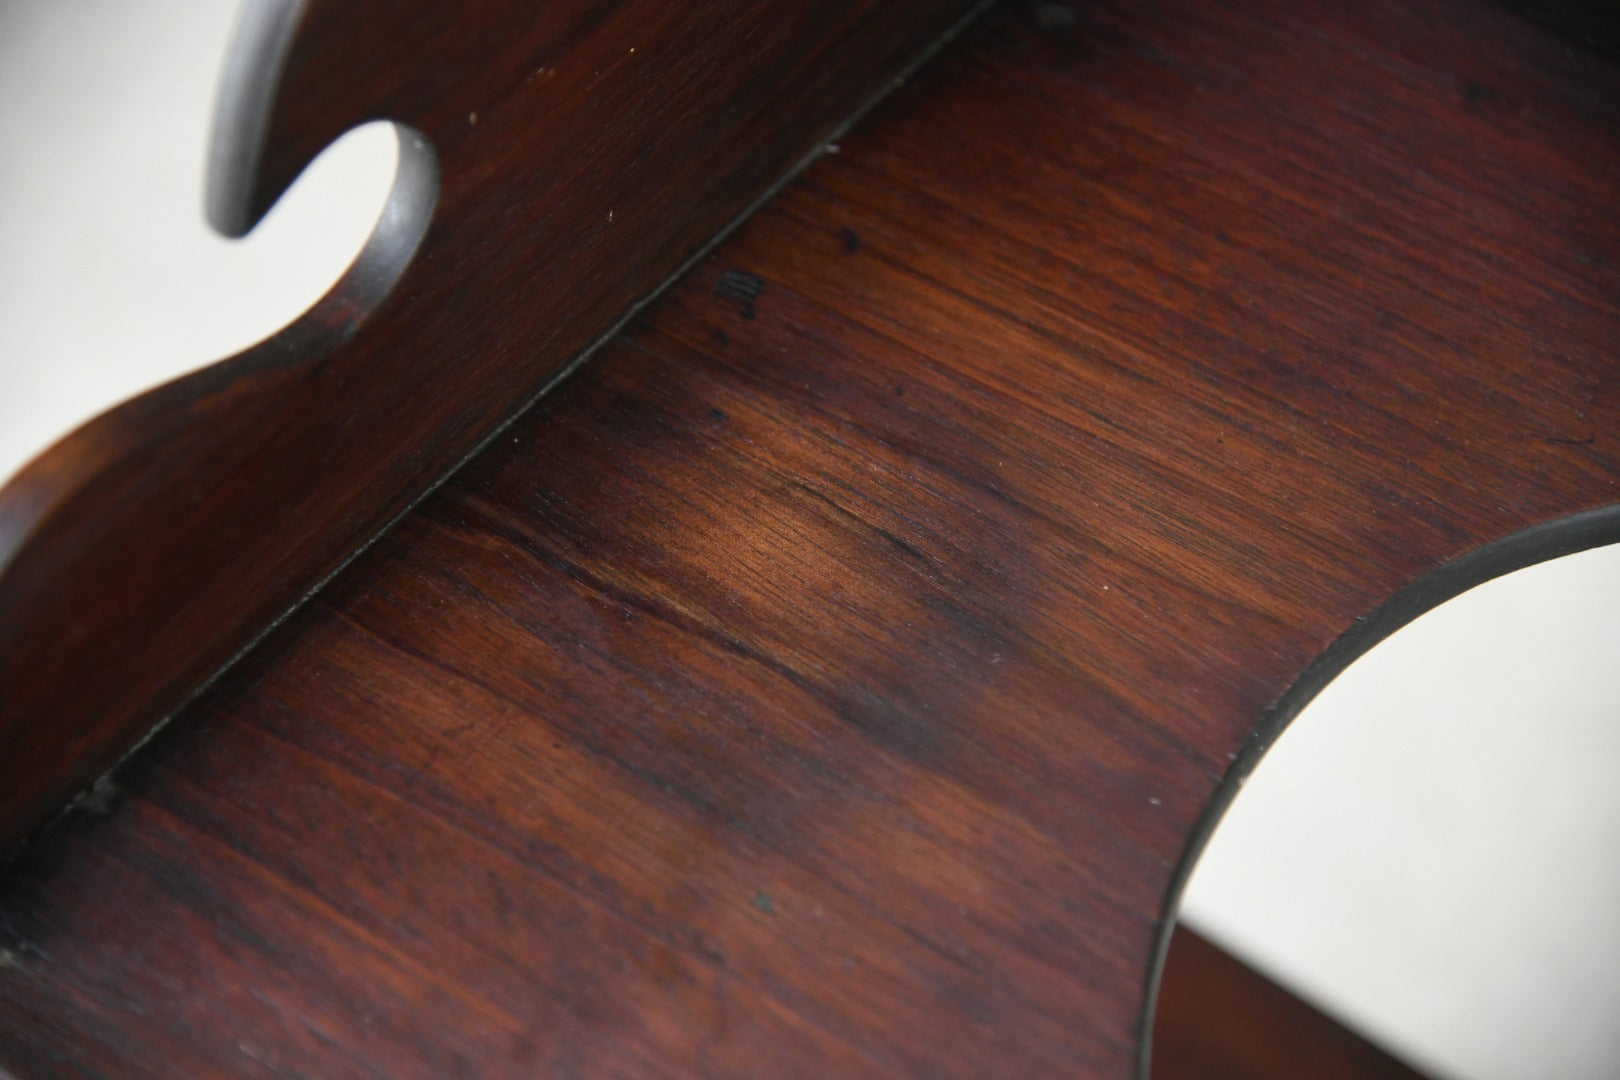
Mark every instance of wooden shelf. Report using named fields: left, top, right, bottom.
left=2, top=0, right=1616, bottom=1075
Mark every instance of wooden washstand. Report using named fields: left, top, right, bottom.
left=1, top=0, right=1617, bottom=1075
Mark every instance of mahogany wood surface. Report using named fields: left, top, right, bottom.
left=3, top=0, right=1618, bottom=1076
left=0, top=0, right=979, bottom=853
left=1154, top=928, right=1428, bottom=1080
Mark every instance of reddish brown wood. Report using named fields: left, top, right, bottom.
left=0, top=0, right=981, bottom=852
left=1154, top=927, right=1429, bottom=1080
left=2, top=0, right=1618, bottom=1076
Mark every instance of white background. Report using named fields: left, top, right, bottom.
left=0, top=0, right=394, bottom=487
left=3, top=3, right=1618, bottom=1078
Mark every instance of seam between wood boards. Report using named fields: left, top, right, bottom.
left=6, top=0, right=999, bottom=872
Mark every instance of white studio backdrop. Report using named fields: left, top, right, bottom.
left=4, top=4, right=1619, bottom=1079
left=0, top=0, right=394, bottom=487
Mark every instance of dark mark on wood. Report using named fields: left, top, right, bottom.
left=717, top=269, right=766, bottom=320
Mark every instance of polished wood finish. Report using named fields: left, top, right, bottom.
left=1155, top=927, right=1429, bottom=1080
left=0, top=0, right=980, bottom=853
left=3, top=0, right=1618, bottom=1075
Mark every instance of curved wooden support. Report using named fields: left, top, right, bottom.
left=0, top=0, right=1617, bottom=1076
left=0, top=0, right=982, bottom=852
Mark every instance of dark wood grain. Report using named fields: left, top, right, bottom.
left=2, top=0, right=1618, bottom=1076
left=0, top=0, right=981, bottom=852
left=1501, top=0, right=1620, bottom=58
left=1154, top=927, right=1429, bottom=1080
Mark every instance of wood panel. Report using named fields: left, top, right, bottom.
left=2, top=0, right=1617, bottom=1075
left=1502, top=0, right=1620, bottom=57
left=0, top=0, right=981, bottom=853
left=1154, top=927, right=1428, bottom=1080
